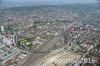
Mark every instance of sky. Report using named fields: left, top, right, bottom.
left=0, top=0, right=98, bottom=6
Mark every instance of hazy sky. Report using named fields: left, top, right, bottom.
left=0, top=0, right=98, bottom=6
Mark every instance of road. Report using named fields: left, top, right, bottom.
left=34, top=45, right=71, bottom=66
left=34, top=51, right=81, bottom=66
left=73, top=41, right=99, bottom=66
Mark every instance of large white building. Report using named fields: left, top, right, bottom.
left=1, top=25, right=5, bottom=35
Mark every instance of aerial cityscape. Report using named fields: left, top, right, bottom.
left=0, top=0, right=100, bottom=66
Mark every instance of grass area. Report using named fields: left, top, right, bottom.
left=18, top=37, right=33, bottom=50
